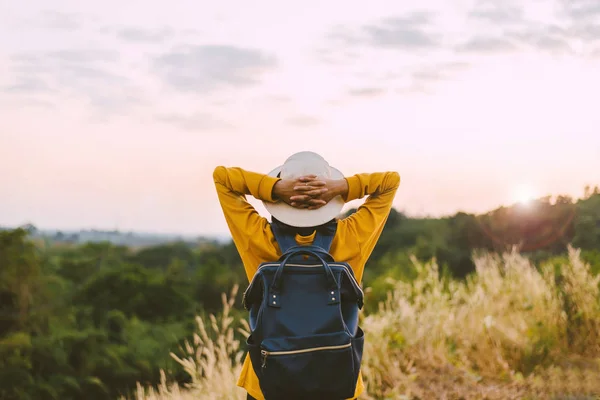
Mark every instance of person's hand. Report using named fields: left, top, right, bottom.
left=273, top=175, right=328, bottom=209
left=290, top=177, right=348, bottom=210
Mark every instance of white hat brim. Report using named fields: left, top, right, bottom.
left=263, top=166, right=345, bottom=227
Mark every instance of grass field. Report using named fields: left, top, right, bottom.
left=126, top=248, right=600, bottom=400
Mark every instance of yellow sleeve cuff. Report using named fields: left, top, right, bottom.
left=258, top=176, right=280, bottom=203
left=344, top=175, right=363, bottom=202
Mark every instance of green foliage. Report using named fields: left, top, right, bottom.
left=1, top=192, right=600, bottom=398
left=0, top=230, right=196, bottom=400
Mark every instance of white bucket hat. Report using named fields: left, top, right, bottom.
left=263, top=151, right=345, bottom=228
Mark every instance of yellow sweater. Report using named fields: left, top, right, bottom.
left=213, top=166, right=400, bottom=400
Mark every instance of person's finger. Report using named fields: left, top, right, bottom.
left=290, top=193, right=327, bottom=209
left=297, top=175, right=318, bottom=182
left=293, top=182, right=326, bottom=191
left=296, top=179, right=325, bottom=187
left=305, top=188, right=327, bottom=196
left=292, top=198, right=325, bottom=209
left=290, top=201, right=310, bottom=208
left=291, top=188, right=328, bottom=201
left=292, top=189, right=326, bottom=197
left=306, top=180, right=326, bottom=186
left=304, top=199, right=326, bottom=210
left=290, top=195, right=310, bottom=202
left=293, top=186, right=312, bottom=192
left=293, top=184, right=326, bottom=192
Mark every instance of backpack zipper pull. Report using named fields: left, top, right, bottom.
left=261, top=350, right=268, bottom=369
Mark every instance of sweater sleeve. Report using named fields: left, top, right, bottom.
left=341, top=171, right=401, bottom=256
left=213, top=166, right=280, bottom=252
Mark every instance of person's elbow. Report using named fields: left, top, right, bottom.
left=213, top=166, right=227, bottom=184
left=386, top=171, right=401, bottom=190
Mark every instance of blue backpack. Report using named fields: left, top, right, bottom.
left=242, top=221, right=365, bottom=399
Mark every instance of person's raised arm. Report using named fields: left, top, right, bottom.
left=213, top=167, right=329, bottom=251
left=339, top=172, right=401, bottom=255
left=213, top=166, right=280, bottom=252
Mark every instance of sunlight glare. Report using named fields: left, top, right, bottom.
left=512, top=184, right=537, bottom=206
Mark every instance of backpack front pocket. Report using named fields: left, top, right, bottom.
left=258, top=331, right=358, bottom=399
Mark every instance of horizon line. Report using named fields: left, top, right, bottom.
left=3, top=190, right=595, bottom=238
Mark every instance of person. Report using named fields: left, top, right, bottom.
left=213, top=151, right=400, bottom=400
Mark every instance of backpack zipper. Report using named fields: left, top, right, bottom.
left=260, top=343, right=351, bottom=369
left=245, top=263, right=364, bottom=297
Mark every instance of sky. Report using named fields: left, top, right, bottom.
left=1, top=0, right=599, bottom=236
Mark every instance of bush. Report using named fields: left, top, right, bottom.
left=128, top=250, right=600, bottom=400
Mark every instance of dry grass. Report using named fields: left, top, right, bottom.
left=126, top=248, right=600, bottom=400
left=125, top=285, right=249, bottom=400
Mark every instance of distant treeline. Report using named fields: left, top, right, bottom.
left=1, top=190, right=600, bottom=399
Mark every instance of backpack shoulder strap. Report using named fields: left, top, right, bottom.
left=270, top=221, right=297, bottom=253
left=312, top=225, right=336, bottom=253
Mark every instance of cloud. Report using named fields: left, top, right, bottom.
left=285, top=115, right=321, bottom=127
left=3, top=77, right=55, bottom=94
left=364, top=13, right=440, bottom=49
left=328, top=12, right=441, bottom=50
left=562, top=0, right=600, bottom=20
left=572, top=23, right=600, bottom=42
left=154, top=45, right=277, bottom=93
left=457, top=37, right=517, bottom=53
left=348, top=87, right=386, bottom=97
left=458, top=24, right=593, bottom=56
left=468, top=3, right=523, bottom=24
left=324, top=14, right=471, bottom=96
left=40, top=10, right=80, bottom=31
left=461, top=0, right=599, bottom=56
left=115, top=27, right=174, bottom=43
left=508, top=26, right=572, bottom=53
left=157, top=112, right=234, bottom=131
left=4, top=49, right=142, bottom=113
left=364, top=12, right=440, bottom=49
left=365, top=25, right=437, bottom=49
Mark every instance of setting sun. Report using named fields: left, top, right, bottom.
left=512, top=184, right=537, bottom=205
